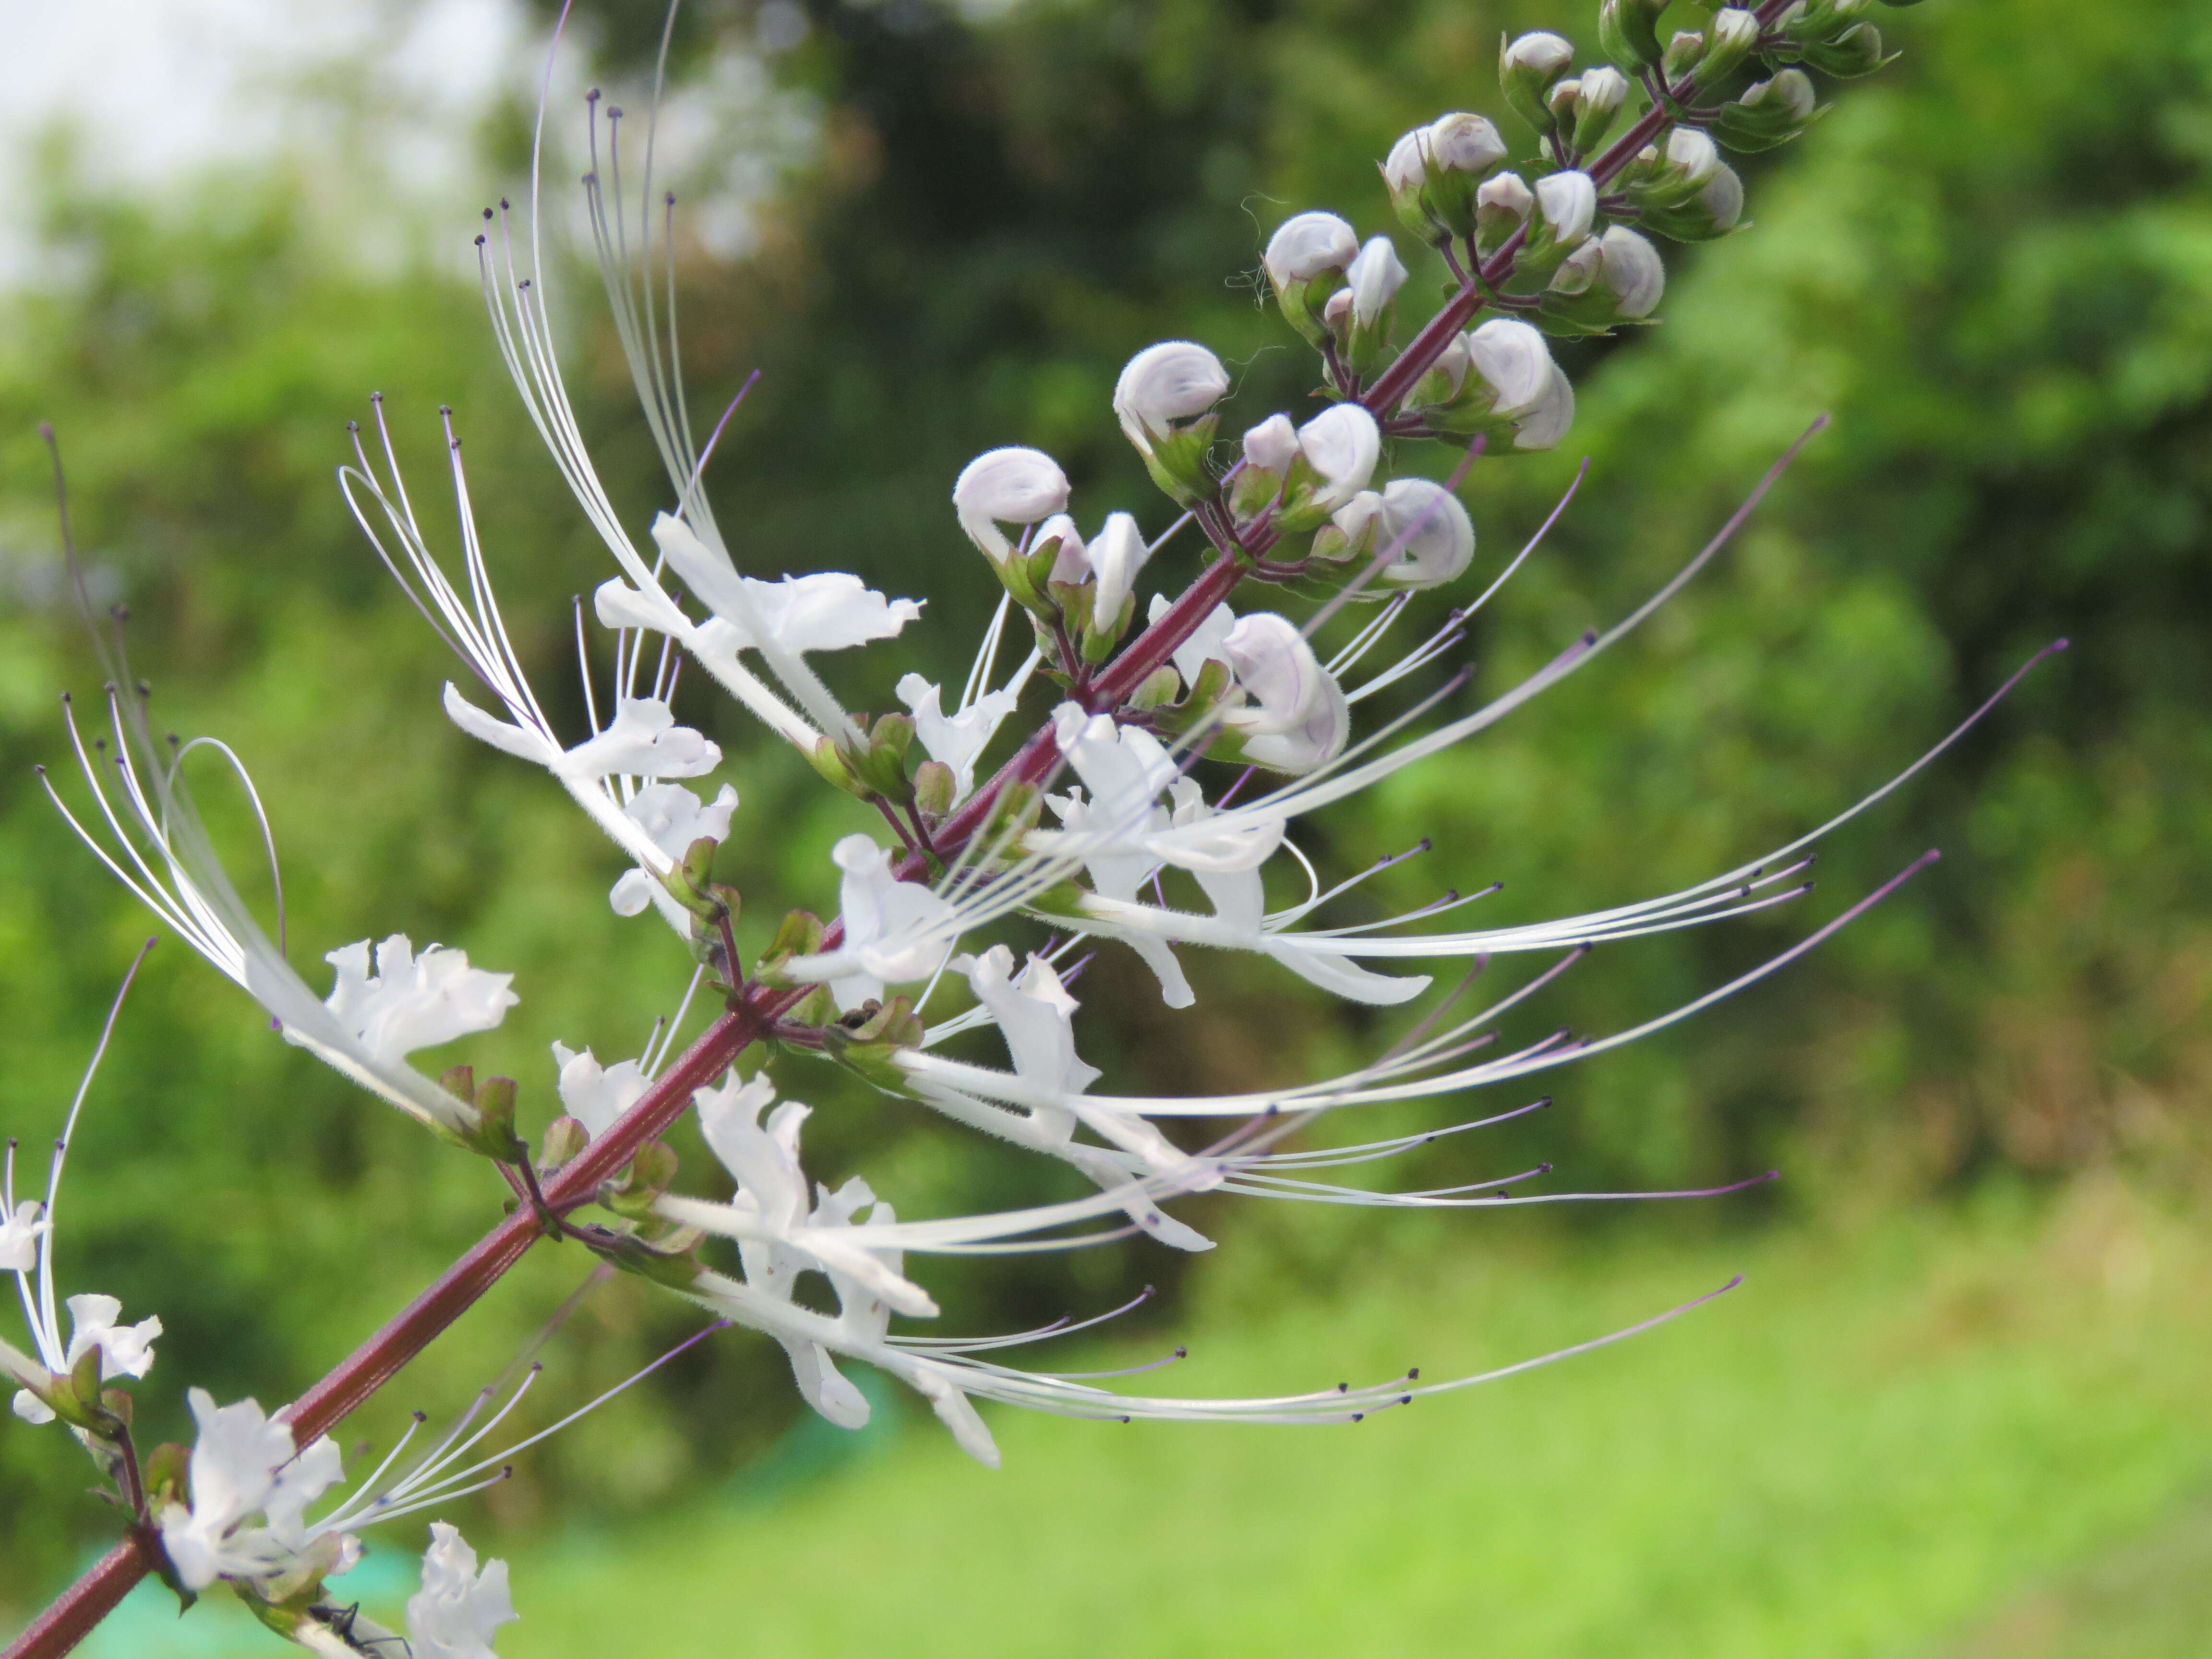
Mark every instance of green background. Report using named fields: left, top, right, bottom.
left=4, top=0, right=2210, bottom=1651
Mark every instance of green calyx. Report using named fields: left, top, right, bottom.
left=441, top=1065, right=529, bottom=1165
left=823, top=996, right=927, bottom=1090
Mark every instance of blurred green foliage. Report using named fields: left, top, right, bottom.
left=3, top=0, right=2209, bottom=1608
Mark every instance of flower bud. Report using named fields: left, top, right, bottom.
left=1500, top=31, right=1575, bottom=136
left=1510, top=171, right=1598, bottom=288
left=953, top=447, right=1070, bottom=565
left=1403, top=317, right=1574, bottom=452
left=1597, top=0, right=1668, bottom=72
left=1342, top=235, right=1407, bottom=371
left=1383, top=113, right=1507, bottom=241
left=1114, top=340, right=1230, bottom=504
left=1474, top=170, right=1533, bottom=258
left=1803, top=21, right=1887, bottom=76
left=1622, top=126, right=1722, bottom=210
left=1231, top=413, right=1299, bottom=517
left=1085, top=511, right=1151, bottom=650
left=1714, top=69, right=1822, bottom=152
left=1322, top=478, right=1476, bottom=589
left=1695, top=9, right=1761, bottom=84
left=1568, top=66, right=1630, bottom=156
left=1540, top=225, right=1664, bottom=335
left=1219, top=613, right=1350, bottom=774
left=1264, top=211, right=1359, bottom=345
left=1036, top=513, right=1089, bottom=585
left=1277, top=403, right=1381, bottom=530
left=1660, top=29, right=1705, bottom=79
left=1638, top=158, right=1744, bottom=242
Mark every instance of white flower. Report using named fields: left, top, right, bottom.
left=11, top=1293, right=167, bottom=1427
left=609, top=781, right=740, bottom=918
left=1241, top=413, right=1298, bottom=475
left=651, top=514, right=922, bottom=658
left=656, top=1072, right=937, bottom=1402
left=1294, top=404, right=1382, bottom=514
left=1262, top=211, right=1358, bottom=290
left=1711, top=7, right=1760, bottom=52
left=1535, top=171, right=1597, bottom=248
left=1086, top=511, right=1153, bottom=627
left=1045, top=708, right=1194, bottom=1007
left=1559, top=225, right=1666, bottom=319
left=1332, top=479, right=1476, bottom=589
left=443, top=687, right=721, bottom=783
left=1346, top=236, right=1408, bottom=326
left=0, top=1201, right=47, bottom=1275
left=407, top=1523, right=518, bottom=1659
left=783, top=837, right=960, bottom=1009
left=323, top=937, right=518, bottom=1070
left=61, top=1293, right=162, bottom=1382
left=550, top=1043, right=649, bottom=1139
left=957, top=946, right=1100, bottom=1100
left=158, top=1390, right=327, bottom=1590
left=1220, top=613, right=1351, bottom=774
left=896, top=675, right=1022, bottom=805
left=1147, top=593, right=1237, bottom=688
left=1113, top=341, right=1229, bottom=450
left=952, top=447, right=1070, bottom=564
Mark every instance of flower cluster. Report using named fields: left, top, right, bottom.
left=17, top=1, right=1965, bottom=1651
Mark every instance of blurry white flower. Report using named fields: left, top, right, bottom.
left=609, top=782, right=740, bottom=918
left=897, top=675, right=1022, bottom=805
left=1241, top=413, right=1298, bottom=475
left=551, top=1043, right=649, bottom=1139
left=407, top=1523, right=518, bottom=1659
left=0, top=1202, right=46, bottom=1275
left=323, top=937, right=518, bottom=1070
left=158, top=1390, right=342, bottom=1591
left=1147, top=592, right=1237, bottom=688
left=784, top=837, right=960, bottom=1009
